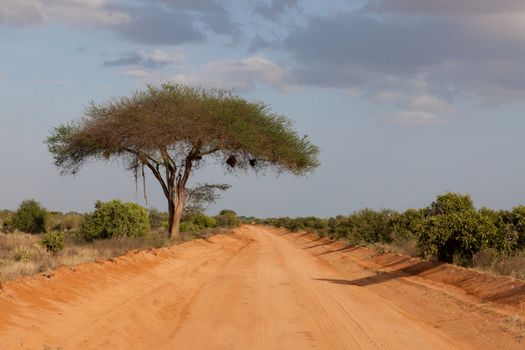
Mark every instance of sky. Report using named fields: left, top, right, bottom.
left=1, top=0, right=525, bottom=217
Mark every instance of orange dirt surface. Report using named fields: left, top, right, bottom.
left=0, top=225, right=524, bottom=349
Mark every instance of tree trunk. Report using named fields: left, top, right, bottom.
left=167, top=199, right=176, bottom=238
left=168, top=186, right=185, bottom=239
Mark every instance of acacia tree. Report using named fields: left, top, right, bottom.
left=46, top=84, right=320, bottom=238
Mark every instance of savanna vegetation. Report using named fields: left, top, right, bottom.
left=0, top=198, right=241, bottom=282
left=261, top=192, right=525, bottom=279
left=3, top=84, right=319, bottom=281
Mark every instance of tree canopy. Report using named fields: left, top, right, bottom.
left=47, top=83, right=320, bottom=237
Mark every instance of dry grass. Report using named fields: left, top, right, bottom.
left=501, top=314, right=525, bottom=338
left=388, top=239, right=420, bottom=257
left=357, top=239, right=524, bottom=280
left=473, top=248, right=525, bottom=280
left=0, top=232, right=49, bottom=280
left=47, top=212, right=84, bottom=231
left=0, top=229, right=213, bottom=282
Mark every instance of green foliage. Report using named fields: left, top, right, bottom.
left=478, top=208, right=520, bottom=255
left=79, top=200, right=150, bottom=241
left=261, top=216, right=328, bottom=234
left=263, top=192, right=525, bottom=267
left=9, top=199, right=48, bottom=234
left=428, top=192, right=474, bottom=215
left=192, top=214, right=218, bottom=229
left=417, top=210, right=497, bottom=265
left=346, top=209, right=396, bottom=244
left=179, top=213, right=218, bottom=233
left=46, top=84, right=320, bottom=176
left=149, top=208, right=168, bottom=229
left=510, top=206, right=525, bottom=247
left=41, top=231, right=65, bottom=254
left=179, top=221, right=200, bottom=234
left=215, top=210, right=241, bottom=228
left=390, top=209, right=426, bottom=242
left=185, top=184, right=231, bottom=216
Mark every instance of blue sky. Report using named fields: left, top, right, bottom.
left=1, top=0, right=525, bottom=217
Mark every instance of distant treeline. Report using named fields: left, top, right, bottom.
left=259, top=193, right=525, bottom=267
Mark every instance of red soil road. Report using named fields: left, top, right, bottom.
left=0, top=225, right=524, bottom=349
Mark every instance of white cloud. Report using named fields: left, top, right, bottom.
left=0, top=0, right=129, bottom=27
left=0, top=1, right=236, bottom=45
left=141, top=49, right=181, bottom=66
left=46, top=0, right=129, bottom=26
left=388, top=111, right=445, bottom=127
left=373, top=80, right=452, bottom=127
left=171, top=56, right=295, bottom=93
left=103, top=49, right=184, bottom=69
left=371, top=91, right=402, bottom=104
left=283, top=8, right=525, bottom=109
left=123, top=69, right=160, bottom=86
left=0, top=0, right=45, bottom=25
left=387, top=92, right=451, bottom=127
left=407, top=94, right=451, bottom=113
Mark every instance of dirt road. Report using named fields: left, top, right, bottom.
left=0, top=225, right=523, bottom=349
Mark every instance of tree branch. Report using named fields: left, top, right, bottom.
left=143, top=162, right=170, bottom=200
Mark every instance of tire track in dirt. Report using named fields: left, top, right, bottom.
left=0, top=225, right=523, bottom=349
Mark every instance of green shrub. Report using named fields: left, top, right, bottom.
left=179, top=221, right=200, bottom=233
left=327, top=216, right=352, bottom=240
left=417, top=210, right=497, bottom=265
left=192, top=214, right=218, bottom=229
left=79, top=200, right=150, bottom=241
left=9, top=199, right=48, bottom=233
left=390, top=209, right=425, bottom=242
left=262, top=192, right=525, bottom=269
left=41, top=231, right=65, bottom=254
left=178, top=213, right=218, bottom=234
left=215, top=210, right=241, bottom=227
left=149, top=208, right=168, bottom=229
left=479, top=208, right=520, bottom=255
left=352, top=209, right=396, bottom=243
left=509, top=206, right=525, bottom=249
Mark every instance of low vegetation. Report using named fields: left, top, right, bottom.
left=8, top=199, right=48, bottom=234
left=0, top=199, right=241, bottom=282
left=5, top=192, right=523, bottom=281
left=41, top=231, right=65, bottom=254
left=79, top=200, right=151, bottom=241
left=261, top=192, right=525, bottom=279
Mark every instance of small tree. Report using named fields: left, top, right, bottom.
left=46, top=84, right=319, bottom=238
left=10, top=199, right=48, bottom=233
left=215, top=209, right=240, bottom=227
left=41, top=231, right=65, bottom=254
left=184, top=183, right=231, bottom=216
left=418, top=210, right=497, bottom=265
